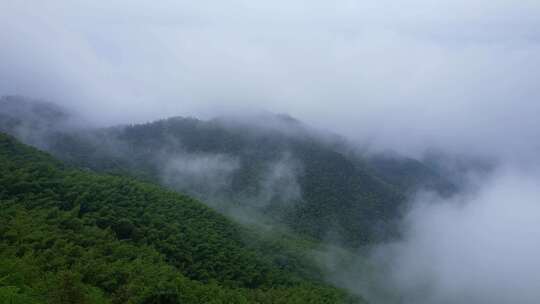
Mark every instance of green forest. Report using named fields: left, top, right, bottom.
left=0, top=97, right=457, bottom=249
left=0, top=132, right=363, bottom=303
left=0, top=98, right=469, bottom=303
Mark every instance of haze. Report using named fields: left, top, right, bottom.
left=2, top=1, right=540, bottom=303
left=2, top=0, right=540, bottom=159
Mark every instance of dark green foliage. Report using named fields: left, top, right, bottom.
left=0, top=97, right=457, bottom=248
left=2, top=111, right=404, bottom=247
left=105, top=118, right=404, bottom=246
left=0, top=132, right=362, bottom=303
left=366, top=152, right=458, bottom=197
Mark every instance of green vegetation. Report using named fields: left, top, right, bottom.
left=95, top=118, right=406, bottom=246
left=9, top=114, right=406, bottom=247
left=0, top=132, right=362, bottom=303
left=0, top=97, right=462, bottom=303
left=366, top=152, right=457, bottom=196
left=0, top=97, right=457, bottom=248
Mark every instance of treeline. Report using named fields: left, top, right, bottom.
left=0, top=132, right=362, bottom=303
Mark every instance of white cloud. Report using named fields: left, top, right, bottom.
left=1, top=0, right=539, bottom=158
left=363, top=168, right=540, bottom=303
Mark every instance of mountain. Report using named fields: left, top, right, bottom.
left=0, top=96, right=456, bottom=248
left=366, top=151, right=458, bottom=197
left=0, top=131, right=363, bottom=303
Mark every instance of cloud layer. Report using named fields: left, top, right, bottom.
left=367, top=168, right=540, bottom=303
left=2, top=0, right=540, bottom=159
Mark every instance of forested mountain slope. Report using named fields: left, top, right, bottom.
left=0, top=96, right=456, bottom=248
left=0, top=131, right=363, bottom=303
left=366, top=152, right=458, bottom=197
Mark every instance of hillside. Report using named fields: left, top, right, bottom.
left=0, top=132, right=362, bottom=303
left=366, top=152, right=458, bottom=197
left=0, top=96, right=456, bottom=247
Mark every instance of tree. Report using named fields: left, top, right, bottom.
left=49, top=271, right=86, bottom=304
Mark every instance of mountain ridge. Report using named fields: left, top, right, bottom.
left=0, top=96, right=458, bottom=247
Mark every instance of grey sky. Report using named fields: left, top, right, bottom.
left=1, top=0, right=540, bottom=159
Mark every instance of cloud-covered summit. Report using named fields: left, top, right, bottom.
left=2, top=0, right=540, bottom=161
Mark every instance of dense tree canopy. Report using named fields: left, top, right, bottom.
left=0, top=97, right=457, bottom=248
left=0, top=132, right=362, bottom=303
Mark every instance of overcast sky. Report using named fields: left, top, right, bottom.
left=1, top=0, right=540, bottom=160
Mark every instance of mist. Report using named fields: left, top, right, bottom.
left=336, top=168, right=540, bottom=304
left=2, top=1, right=540, bottom=303
left=315, top=167, right=540, bottom=304
left=241, top=153, right=303, bottom=208
left=161, top=151, right=240, bottom=200
left=2, top=1, right=540, bottom=159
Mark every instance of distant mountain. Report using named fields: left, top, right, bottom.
left=0, top=131, right=362, bottom=303
left=366, top=151, right=458, bottom=197
left=0, top=96, right=457, bottom=248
